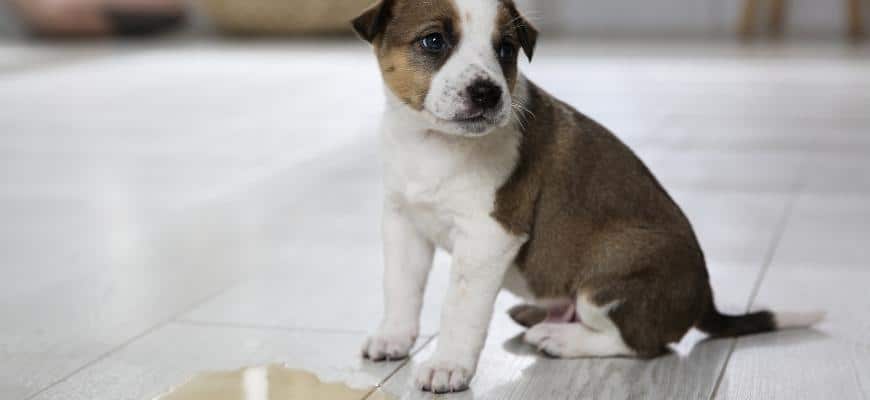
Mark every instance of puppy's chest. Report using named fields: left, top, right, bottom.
left=381, top=127, right=520, bottom=250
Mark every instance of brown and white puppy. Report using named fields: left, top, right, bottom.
left=353, top=0, right=822, bottom=394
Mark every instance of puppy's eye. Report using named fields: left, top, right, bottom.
left=498, top=42, right=516, bottom=60
left=420, top=33, right=447, bottom=52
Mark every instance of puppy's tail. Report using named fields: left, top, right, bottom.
left=696, top=307, right=825, bottom=338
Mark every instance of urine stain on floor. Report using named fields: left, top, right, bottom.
left=155, top=364, right=394, bottom=400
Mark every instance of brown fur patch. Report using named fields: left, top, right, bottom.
left=498, top=0, right=538, bottom=62
left=494, top=3, right=519, bottom=92
left=493, top=81, right=714, bottom=356
left=369, top=0, right=461, bottom=110
left=494, top=1, right=538, bottom=94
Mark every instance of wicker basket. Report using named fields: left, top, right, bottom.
left=199, top=0, right=373, bottom=35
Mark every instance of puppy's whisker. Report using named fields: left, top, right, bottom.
left=510, top=106, right=528, bottom=131
left=511, top=101, right=535, bottom=121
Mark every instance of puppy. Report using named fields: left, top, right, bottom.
left=352, top=0, right=822, bottom=393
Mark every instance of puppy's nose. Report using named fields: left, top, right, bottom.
left=467, top=79, right=502, bottom=110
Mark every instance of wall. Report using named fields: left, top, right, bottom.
left=0, top=2, right=24, bottom=36
left=519, top=0, right=870, bottom=38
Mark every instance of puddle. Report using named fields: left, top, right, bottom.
left=155, top=365, right=394, bottom=400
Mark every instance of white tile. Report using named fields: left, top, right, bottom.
left=27, top=323, right=415, bottom=400
left=0, top=196, right=278, bottom=398
left=3, top=38, right=870, bottom=400
left=0, top=43, right=382, bottom=204
left=661, top=115, right=870, bottom=152
left=804, top=154, right=870, bottom=194
left=714, top=267, right=870, bottom=400
left=670, top=190, right=792, bottom=265
left=182, top=250, right=453, bottom=336
left=646, top=149, right=806, bottom=192
left=773, top=193, right=870, bottom=268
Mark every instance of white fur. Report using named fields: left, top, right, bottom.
left=421, top=0, right=512, bottom=137
left=524, top=296, right=636, bottom=358
left=362, top=0, right=530, bottom=392
left=524, top=295, right=636, bottom=358
left=375, top=86, right=526, bottom=392
left=774, top=311, right=826, bottom=329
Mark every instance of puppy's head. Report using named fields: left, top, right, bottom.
left=353, top=0, right=537, bottom=137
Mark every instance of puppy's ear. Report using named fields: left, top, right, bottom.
left=504, top=1, right=539, bottom=61
left=351, top=0, right=393, bottom=43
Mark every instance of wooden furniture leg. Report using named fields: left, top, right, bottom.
left=769, top=0, right=786, bottom=36
left=739, top=0, right=762, bottom=38
left=847, top=0, right=865, bottom=39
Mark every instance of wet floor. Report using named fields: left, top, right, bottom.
left=155, top=365, right=394, bottom=400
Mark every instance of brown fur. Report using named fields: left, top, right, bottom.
left=494, top=3, right=519, bottom=91
left=493, top=82, right=715, bottom=357
left=508, top=304, right=548, bottom=328
left=494, top=1, right=538, bottom=92
left=499, top=0, right=538, bottom=62
left=352, top=0, right=462, bottom=110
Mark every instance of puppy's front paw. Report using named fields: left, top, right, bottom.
left=361, top=329, right=416, bottom=361
left=414, top=358, right=473, bottom=393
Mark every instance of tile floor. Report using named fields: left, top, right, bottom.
left=1, top=38, right=868, bottom=400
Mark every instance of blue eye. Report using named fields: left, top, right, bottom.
left=498, top=42, right=515, bottom=59
left=420, top=33, right=447, bottom=52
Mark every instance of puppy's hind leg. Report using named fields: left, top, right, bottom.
left=524, top=295, right=636, bottom=358
left=524, top=323, right=635, bottom=358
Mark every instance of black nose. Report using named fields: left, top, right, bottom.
left=467, top=79, right=502, bottom=110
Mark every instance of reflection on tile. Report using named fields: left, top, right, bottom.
left=27, top=323, right=413, bottom=400
left=182, top=251, right=453, bottom=336
left=0, top=195, right=276, bottom=399
left=715, top=267, right=870, bottom=400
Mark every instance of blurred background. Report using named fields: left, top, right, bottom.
left=1, top=1, right=869, bottom=400
left=0, top=0, right=868, bottom=38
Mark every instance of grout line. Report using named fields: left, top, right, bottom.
left=173, top=319, right=371, bottom=335
left=20, top=281, right=246, bottom=400
left=362, top=335, right=438, bottom=400
left=708, top=338, right=739, bottom=400
left=850, top=350, right=870, bottom=400
left=707, top=186, right=803, bottom=400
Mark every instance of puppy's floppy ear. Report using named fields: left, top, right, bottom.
left=351, top=0, right=393, bottom=43
left=504, top=1, right=539, bottom=61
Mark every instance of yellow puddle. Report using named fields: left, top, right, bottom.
left=155, top=365, right=394, bottom=400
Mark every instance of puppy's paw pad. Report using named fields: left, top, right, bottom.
left=414, top=360, right=471, bottom=393
left=361, top=332, right=415, bottom=362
